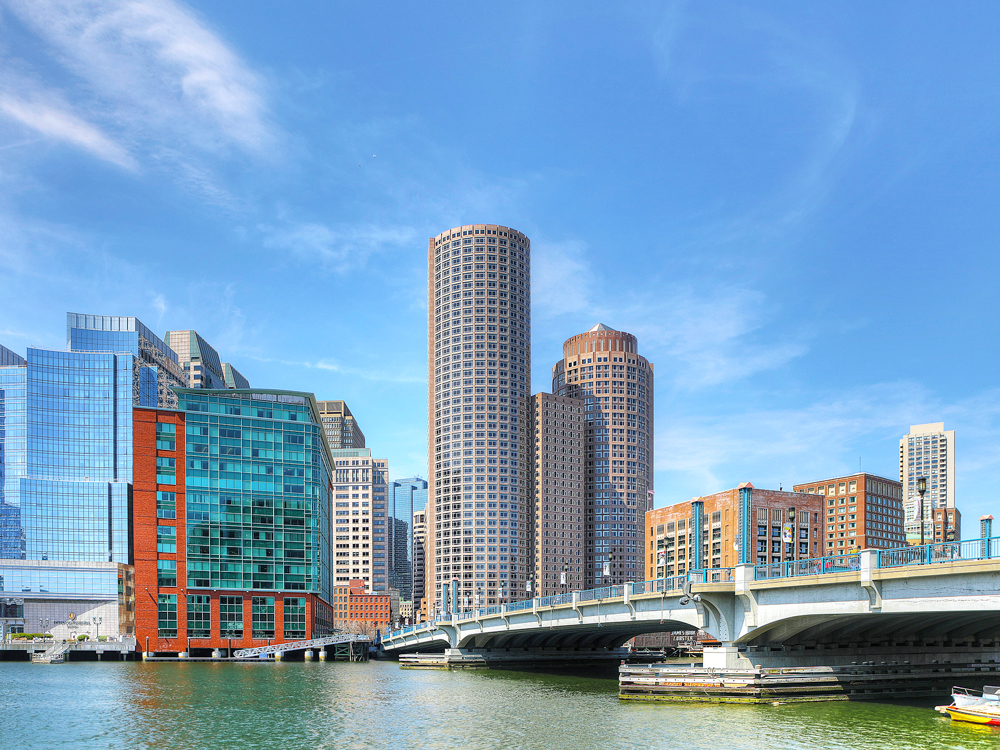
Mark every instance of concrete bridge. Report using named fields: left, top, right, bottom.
left=383, top=539, right=1000, bottom=669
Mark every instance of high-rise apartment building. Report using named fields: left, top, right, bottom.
left=793, top=473, right=905, bottom=552
left=412, top=508, right=426, bottom=614
left=327, top=448, right=388, bottom=592
left=899, top=423, right=956, bottom=540
left=317, top=401, right=366, bottom=449
left=387, top=477, right=428, bottom=600
left=645, top=485, right=823, bottom=580
left=132, top=389, right=335, bottom=654
left=552, top=324, right=653, bottom=586
left=427, top=223, right=531, bottom=613
left=531, top=393, right=585, bottom=597
left=163, top=329, right=248, bottom=391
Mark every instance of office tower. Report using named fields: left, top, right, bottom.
left=793, top=474, right=905, bottom=552
left=386, top=477, right=427, bottom=601
left=899, top=423, right=956, bottom=540
left=163, top=330, right=228, bottom=389
left=531, top=393, right=585, bottom=597
left=132, top=389, right=336, bottom=653
left=327, top=448, right=388, bottom=591
left=222, top=362, right=250, bottom=390
left=427, top=223, right=531, bottom=613
left=552, top=324, right=653, bottom=587
left=644, top=485, right=823, bottom=580
left=317, top=401, right=366, bottom=449
left=0, top=313, right=185, bottom=638
left=412, top=508, right=426, bottom=613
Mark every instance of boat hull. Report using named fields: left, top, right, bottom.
left=945, top=706, right=1000, bottom=726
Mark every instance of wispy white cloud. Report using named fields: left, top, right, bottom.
left=657, top=383, right=1000, bottom=520
left=0, top=0, right=273, bottom=196
left=532, top=240, right=592, bottom=317
left=4, top=0, right=272, bottom=150
left=262, top=222, right=419, bottom=273
left=0, top=90, right=135, bottom=168
left=532, top=238, right=808, bottom=388
left=249, top=355, right=425, bottom=385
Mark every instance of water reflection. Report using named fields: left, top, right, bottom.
left=2, top=660, right=999, bottom=750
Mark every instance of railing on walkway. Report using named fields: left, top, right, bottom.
left=384, top=569, right=732, bottom=641
left=233, top=633, right=370, bottom=658
left=383, top=538, right=1000, bottom=640
left=753, top=535, right=1000, bottom=580
left=755, top=554, right=860, bottom=580
left=877, top=536, right=1000, bottom=569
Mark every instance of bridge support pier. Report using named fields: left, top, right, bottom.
left=703, top=646, right=752, bottom=670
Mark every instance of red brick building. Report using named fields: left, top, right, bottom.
left=645, top=483, right=823, bottom=580
left=331, top=579, right=391, bottom=631
left=793, top=473, right=905, bottom=553
left=133, top=403, right=334, bottom=656
left=932, top=507, right=961, bottom=543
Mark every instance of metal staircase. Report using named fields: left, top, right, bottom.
left=31, top=641, right=74, bottom=664
left=233, top=633, right=370, bottom=659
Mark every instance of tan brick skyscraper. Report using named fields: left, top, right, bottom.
left=552, top=324, right=654, bottom=587
left=427, top=224, right=531, bottom=614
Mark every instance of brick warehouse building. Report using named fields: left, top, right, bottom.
left=645, top=484, right=824, bottom=581
left=133, top=389, right=335, bottom=656
left=331, top=579, right=391, bottom=632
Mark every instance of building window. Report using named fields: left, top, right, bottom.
left=156, top=457, right=176, bottom=484
left=156, top=491, right=176, bottom=519
left=284, top=597, right=307, bottom=639
left=157, top=559, right=177, bottom=587
left=156, top=525, right=176, bottom=553
left=156, top=422, right=176, bottom=451
left=187, top=595, right=211, bottom=638
left=158, top=594, right=177, bottom=638
left=252, top=597, right=275, bottom=639
left=220, top=596, right=244, bottom=638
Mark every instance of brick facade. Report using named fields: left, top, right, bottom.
left=645, top=484, right=823, bottom=580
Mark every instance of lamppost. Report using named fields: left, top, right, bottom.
left=787, top=507, right=796, bottom=563
left=93, top=615, right=102, bottom=641
left=917, top=477, right=928, bottom=546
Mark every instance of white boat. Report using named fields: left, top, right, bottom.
left=951, top=686, right=1000, bottom=709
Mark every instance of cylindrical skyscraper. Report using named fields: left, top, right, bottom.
left=427, top=224, right=531, bottom=615
left=553, top=324, right=654, bottom=587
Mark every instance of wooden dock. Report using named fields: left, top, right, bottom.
left=620, top=661, right=1000, bottom=703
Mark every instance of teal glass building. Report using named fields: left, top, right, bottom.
left=177, top=389, right=333, bottom=604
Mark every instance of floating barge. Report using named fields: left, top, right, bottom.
left=620, top=661, right=1000, bottom=703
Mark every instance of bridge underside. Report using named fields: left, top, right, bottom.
left=742, top=610, right=1000, bottom=649
left=387, top=619, right=696, bottom=654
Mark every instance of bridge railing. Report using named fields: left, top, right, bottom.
left=577, top=585, right=624, bottom=602
left=754, top=554, right=859, bottom=580
left=877, top=536, right=1000, bottom=569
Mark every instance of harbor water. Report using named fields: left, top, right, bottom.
left=2, top=659, right=997, bottom=749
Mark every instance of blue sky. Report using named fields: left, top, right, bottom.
left=1, top=1, right=999, bottom=521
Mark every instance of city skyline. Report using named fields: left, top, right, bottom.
left=1, top=2, right=999, bottom=524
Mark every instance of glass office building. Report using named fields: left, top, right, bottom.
left=0, top=314, right=183, bottom=636
left=387, top=477, right=427, bottom=600
left=177, top=389, right=333, bottom=603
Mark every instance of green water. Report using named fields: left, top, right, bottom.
left=2, top=660, right=996, bottom=749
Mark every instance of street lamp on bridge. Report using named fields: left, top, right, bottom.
left=918, top=477, right=928, bottom=546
